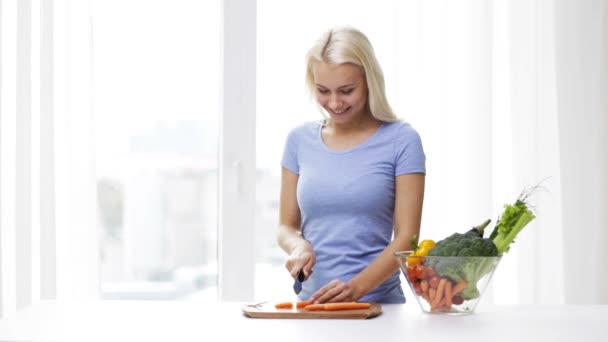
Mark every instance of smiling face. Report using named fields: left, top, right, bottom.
left=312, top=61, right=370, bottom=125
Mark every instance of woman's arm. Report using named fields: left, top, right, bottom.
left=276, top=167, right=315, bottom=279
left=310, top=173, right=425, bottom=303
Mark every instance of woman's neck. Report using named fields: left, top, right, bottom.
left=326, top=113, right=379, bottom=135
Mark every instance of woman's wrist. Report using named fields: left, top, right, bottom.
left=348, top=278, right=366, bottom=301
left=278, top=225, right=304, bottom=254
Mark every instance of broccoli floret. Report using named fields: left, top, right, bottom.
left=427, top=233, right=498, bottom=258
left=425, top=226, right=499, bottom=300
left=427, top=255, right=499, bottom=300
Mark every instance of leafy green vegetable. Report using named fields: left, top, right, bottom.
left=489, top=187, right=537, bottom=256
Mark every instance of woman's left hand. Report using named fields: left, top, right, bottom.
left=309, top=279, right=360, bottom=304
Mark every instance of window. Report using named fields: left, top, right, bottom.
left=92, top=0, right=220, bottom=300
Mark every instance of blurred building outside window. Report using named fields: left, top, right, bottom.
left=93, top=0, right=220, bottom=301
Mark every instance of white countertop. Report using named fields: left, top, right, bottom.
left=0, top=300, right=607, bottom=342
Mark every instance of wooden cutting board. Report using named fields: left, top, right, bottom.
left=242, top=302, right=382, bottom=319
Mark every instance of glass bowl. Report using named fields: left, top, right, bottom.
left=395, top=251, right=501, bottom=315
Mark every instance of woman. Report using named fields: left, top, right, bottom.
left=277, top=26, right=425, bottom=304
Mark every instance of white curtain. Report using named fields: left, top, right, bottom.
left=552, top=0, right=608, bottom=304
left=499, top=0, right=608, bottom=305
left=0, top=0, right=98, bottom=318
left=396, top=0, right=607, bottom=305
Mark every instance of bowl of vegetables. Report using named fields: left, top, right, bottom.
left=396, top=251, right=501, bottom=315
left=396, top=188, right=538, bottom=315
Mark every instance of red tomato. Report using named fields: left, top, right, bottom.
left=406, top=266, right=417, bottom=282
left=414, top=265, right=426, bottom=279
left=414, top=265, right=432, bottom=279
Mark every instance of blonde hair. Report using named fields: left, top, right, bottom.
left=305, top=26, right=398, bottom=122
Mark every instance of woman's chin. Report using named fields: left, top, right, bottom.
left=327, top=111, right=352, bottom=123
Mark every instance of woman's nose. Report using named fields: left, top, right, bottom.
left=328, top=94, right=342, bottom=110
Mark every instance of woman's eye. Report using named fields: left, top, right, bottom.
left=341, top=89, right=354, bottom=95
left=317, top=89, right=329, bottom=94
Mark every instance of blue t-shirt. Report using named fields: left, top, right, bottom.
left=281, top=119, right=426, bottom=303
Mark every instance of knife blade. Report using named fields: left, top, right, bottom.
left=292, top=269, right=305, bottom=295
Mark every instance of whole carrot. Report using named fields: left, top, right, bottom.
left=303, top=304, right=325, bottom=311
left=431, top=278, right=447, bottom=310
left=421, top=292, right=431, bottom=305
left=322, top=302, right=371, bottom=311
left=444, top=281, right=453, bottom=307
left=304, top=302, right=371, bottom=311
left=420, top=279, right=429, bottom=293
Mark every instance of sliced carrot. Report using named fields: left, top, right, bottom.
left=274, top=302, right=293, bottom=309
left=296, top=300, right=313, bottom=309
left=322, top=302, right=371, bottom=311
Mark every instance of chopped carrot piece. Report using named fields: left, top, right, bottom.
left=274, top=302, right=293, bottom=309
left=296, top=300, right=313, bottom=308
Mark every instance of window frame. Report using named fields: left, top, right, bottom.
left=218, top=0, right=257, bottom=301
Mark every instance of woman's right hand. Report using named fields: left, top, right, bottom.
left=285, top=240, right=316, bottom=281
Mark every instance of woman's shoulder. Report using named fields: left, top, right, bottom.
left=286, top=120, right=323, bottom=138
left=382, top=119, right=421, bottom=138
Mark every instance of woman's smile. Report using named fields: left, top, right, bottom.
left=328, top=107, right=351, bottom=115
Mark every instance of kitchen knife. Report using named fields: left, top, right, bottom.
left=292, top=269, right=305, bottom=295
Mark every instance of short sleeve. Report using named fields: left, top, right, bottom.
left=281, top=128, right=300, bottom=174
left=394, top=124, right=426, bottom=176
